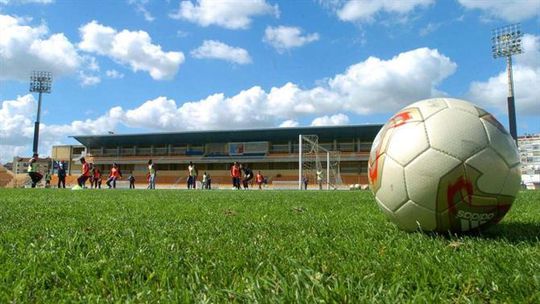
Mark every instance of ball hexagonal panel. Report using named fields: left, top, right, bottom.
left=405, top=98, right=447, bottom=120
left=386, top=121, right=429, bottom=166
left=481, top=116, right=520, bottom=167
left=374, top=156, right=408, bottom=212
left=394, top=200, right=437, bottom=231
left=445, top=98, right=481, bottom=116
left=501, top=163, right=521, bottom=197
left=425, top=108, right=488, bottom=160
left=376, top=197, right=397, bottom=221
left=404, top=148, right=461, bottom=211
left=465, top=147, right=509, bottom=195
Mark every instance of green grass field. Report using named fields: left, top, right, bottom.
left=0, top=189, right=538, bottom=303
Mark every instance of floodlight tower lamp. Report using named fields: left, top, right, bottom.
left=491, top=23, right=522, bottom=142
left=29, top=71, right=53, bottom=155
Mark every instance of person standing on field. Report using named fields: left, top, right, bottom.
left=316, top=169, right=323, bottom=190
left=230, top=162, right=241, bottom=189
left=128, top=172, right=136, bottom=189
left=27, top=154, right=43, bottom=188
left=302, top=174, right=309, bottom=190
left=187, top=161, right=197, bottom=189
left=241, top=164, right=253, bottom=189
left=92, top=166, right=102, bottom=189
left=256, top=171, right=264, bottom=190
left=77, top=157, right=90, bottom=188
left=147, top=159, right=156, bottom=189
left=106, top=163, right=122, bottom=189
left=202, top=171, right=210, bottom=189
left=57, top=161, right=66, bottom=188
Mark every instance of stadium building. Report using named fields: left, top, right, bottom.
left=64, top=125, right=382, bottom=188
left=518, top=133, right=540, bottom=189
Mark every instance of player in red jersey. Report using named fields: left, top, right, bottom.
left=106, top=163, right=122, bottom=189
left=256, top=171, right=264, bottom=190
left=230, top=161, right=241, bottom=189
left=77, top=157, right=90, bottom=188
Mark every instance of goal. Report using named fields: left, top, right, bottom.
left=298, top=134, right=342, bottom=190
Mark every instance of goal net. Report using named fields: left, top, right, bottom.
left=298, top=134, right=342, bottom=190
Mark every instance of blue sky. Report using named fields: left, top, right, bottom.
left=0, top=0, right=539, bottom=163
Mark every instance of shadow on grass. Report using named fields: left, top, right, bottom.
left=452, top=222, right=540, bottom=244
left=475, top=221, right=540, bottom=244
left=424, top=222, right=540, bottom=244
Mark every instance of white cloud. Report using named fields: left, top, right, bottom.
left=328, top=47, right=456, bottom=114
left=263, top=26, right=319, bottom=53
left=333, top=0, right=433, bottom=23
left=516, top=34, right=540, bottom=69
left=311, top=114, right=349, bottom=126
left=457, top=0, right=540, bottom=22
left=83, top=55, right=100, bottom=71
left=78, top=20, right=185, bottom=80
left=121, top=89, right=276, bottom=130
left=128, top=0, right=155, bottom=22
left=106, top=69, right=125, bottom=79
left=467, top=34, right=540, bottom=116
left=419, top=22, right=441, bottom=37
left=191, top=40, right=252, bottom=64
left=0, top=95, right=35, bottom=147
left=79, top=71, right=101, bottom=87
left=279, top=120, right=299, bottom=128
left=0, top=14, right=81, bottom=80
left=170, top=0, right=279, bottom=30
left=111, top=47, right=456, bottom=129
left=0, top=94, right=122, bottom=162
left=1, top=47, right=458, bottom=162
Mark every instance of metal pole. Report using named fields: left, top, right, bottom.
left=326, top=152, right=330, bottom=190
left=506, top=55, right=518, bottom=142
left=32, top=91, right=43, bottom=154
left=507, top=56, right=515, bottom=97
left=298, top=134, right=302, bottom=190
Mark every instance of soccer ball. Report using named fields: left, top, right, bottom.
left=368, top=98, right=520, bottom=233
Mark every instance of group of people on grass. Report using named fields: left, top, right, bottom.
left=186, top=161, right=266, bottom=190
left=28, top=153, right=267, bottom=190
left=76, top=157, right=153, bottom=189
left=230, top=161, right=266, bottom=190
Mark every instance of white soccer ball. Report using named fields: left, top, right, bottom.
left=71, top=185, right=83, bottom=191
left=368, top=98, right=520, bottom=233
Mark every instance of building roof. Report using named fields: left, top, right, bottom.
left=72, top=124, right=383, bottom=148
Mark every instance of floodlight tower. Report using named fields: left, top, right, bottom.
left=29, top=71, right=52, bottom=155
left=491, top=23, right=522, bottom=142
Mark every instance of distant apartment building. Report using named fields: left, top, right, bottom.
left=12, top=157, right=53, bottom=174
left=518, top=133, right=540, bottom=185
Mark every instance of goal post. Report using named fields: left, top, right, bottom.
left=298, top=134, right=342, bottom=190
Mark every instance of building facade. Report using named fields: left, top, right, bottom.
left=67, top=125, right=381, bottom=187
left=518, top=133, right=540, bottom=186
left=50, top=145, right=86, bottom=176
left=12, top=156, right=53, bottom=174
